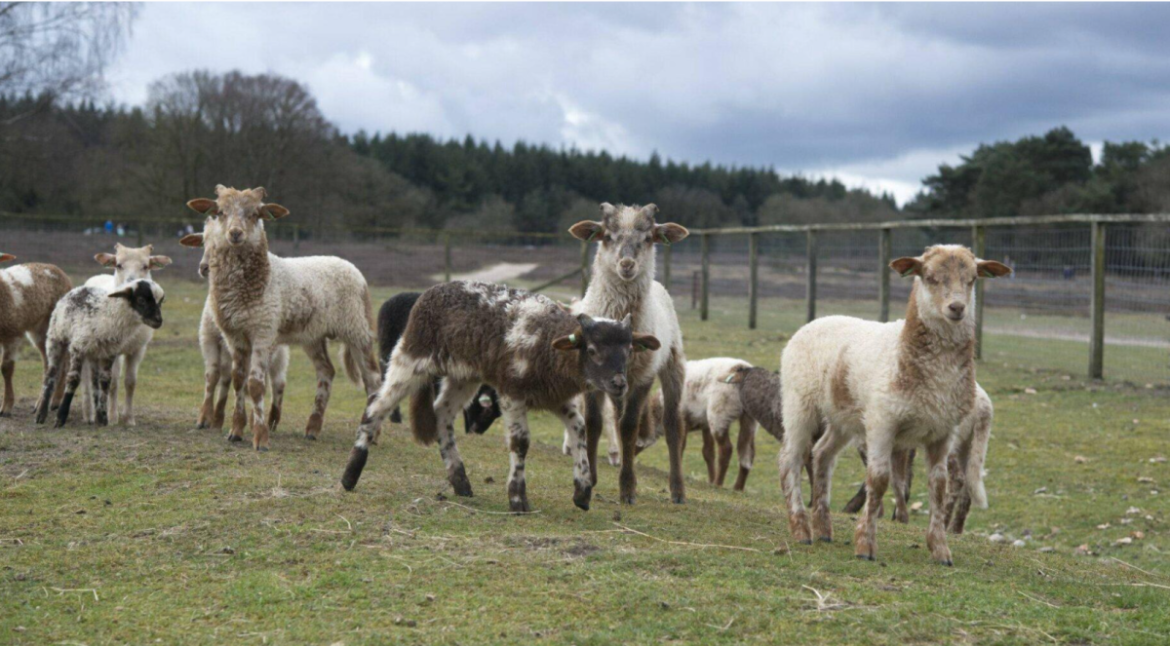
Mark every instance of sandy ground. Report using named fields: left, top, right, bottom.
left=451, top=262, right=540, bottom=283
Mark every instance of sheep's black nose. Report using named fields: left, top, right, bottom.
left=620, top=259, right=635, bottom=270
left=229, top=230, right=244, bottom=244
left=948, top=303, right=966, bottom=316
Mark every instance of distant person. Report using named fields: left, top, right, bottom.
left=104, top=220, right=114, bottom=235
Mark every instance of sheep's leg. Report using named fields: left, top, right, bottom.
left=615, top=383, right=652, bottom=505
left=658, top=351, right=688, bottom=504
left=945, top=441, right=972, bottom=535
left=227, top=344, right=251, bottom=443
left=106, top=355, right=120, bottom=425
left=302, top=340, right=335, bottom=440
left=1, top=340, right=18, bottom=416
left=212, top=349, right=232, bottom=431
left=699, top=427, right=716, bottom=483
left=924, top=437, right=954, bottom=565
left=810, top=425, right=851, bottom=542
left=86, top=360, right=100, bottom=424
left=116, top=352, right=136, bottom=426
left=196, top=333, right=221, bottom=429
left=555, top=398, right=593, bottom=510
left=854, top=431, right=893, bottom=561
left=246, top=344, right=273, bottom=451
left=713, top=426, right=734, bottom=487
left=733, top=415, right=756, bottom=492
left=344, top=352, right=432, bottom=492
left=53, top=351, right=86, bottom=429
left=26, top=324, right=48, bottom=413
left=434, top=380, right=479, bottom=499
left=94, top=357, right=115, bottom=426
left=29, top=325, right=67, bottom=411
left=583, top=391, right=604, bottom=486
left=777, top=404, right=817, bottom=544
left=606, top=404, right=621, bottom=466
left=890, top=449, right=911, bottom=524
left=267, top=347, right=287, bottom=435
left=33, top=340, right=66, bottom=424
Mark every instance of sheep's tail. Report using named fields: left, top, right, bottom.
left=342, top=287, right=379, bottom=387
left=408, top=381, right=438, bottom=446
left=342, top=344, right=363, bottom=386
left=966, top=395, right=993, bottom=509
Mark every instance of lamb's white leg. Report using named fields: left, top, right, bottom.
left=777, top=401, right=817, bottom=544
left=498, top=395, right=531, bottom=512
left=855, top=425, right=895, bottom=561
left=554, top=398, right=593, bottom=510
left=302, top=340, right=335, bottom=440
left=433, top=379, right=479, bottom=498
left=120, top=351, right=141, bottom=426
left=810, top=424, right=851, bottom=542
left=81, top=360, right=94, bottom=424
left=924, top=437, right=954, bottom=566
left=227, top=343, right=251, bottom=443
left=343, top=352, right=433, bottom=492
left=605, top=399, right=621, bottom=467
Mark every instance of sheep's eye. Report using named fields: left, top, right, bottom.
left=116, top=264, right=123, bottom=270
left=587, top=347, right=598, bottom=358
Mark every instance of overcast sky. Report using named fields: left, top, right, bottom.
left=105, top=3, right=1170, bottom=204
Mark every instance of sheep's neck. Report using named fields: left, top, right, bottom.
left=583, top=253, right=655, bottom=323
left=894, top=284, right=976, bottom=398
left=208, top=237, right=271, bottom=318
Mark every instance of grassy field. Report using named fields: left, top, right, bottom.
left=3, top=278, right=1170, bottom=645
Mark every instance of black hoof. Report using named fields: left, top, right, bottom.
left=799, top=539, right=813, bottom=546
left=450, top=465, right=473, bottom=498
left=856, top=554, right=876, bottom=561
left=195, top=422, right=208, bottom=430
left=509, top=499, right=532, bottom=513
left=256, top=446, right=269, bottom=453
left=303, top=434, right=317, bottom=441
left=227, top=434, right=244, bottom=443
left=818, top=537, right=832, bottom=543
left=341, top=446, right=369, bottom=491
left=573, top=483, right=593, bottom=511
left=937, top=559, right=954, bottom=567
left=0, top=411, right=9, bottom=418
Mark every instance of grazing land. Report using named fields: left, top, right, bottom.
left=2, top=278, right=1169, bottom=645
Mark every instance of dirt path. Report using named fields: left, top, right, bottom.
left=987, top=325, right=1170, bottom=349
left=450, top=262, right=539, bottom=283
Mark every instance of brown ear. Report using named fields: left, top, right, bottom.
left=0, top=253, right=15, bottom=263
left=187, top=198, right=218, bottom=215
left=150, top=256, right=173, bottom=269
left=632, top=333, right=661, bottom=352
left=569, top=221, right=604, bottom=242
left=652, top=223, right=688, bottom=245
left=95, top=253, right=117, bottom=267
left=179, top=233, right=204, bottom=248
left=977, top=259, right=1012, bottom=278
left=890, top=257, right=922, bottom=278
left=552, top=330, right=584, bottom=351
left=259, top=203, right=289, bottom=220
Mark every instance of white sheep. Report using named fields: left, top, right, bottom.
left=33, top=280, right=166, bottom=427
left=182, top=185, right=382, bottom=451
left=0, top=253, right=72, bottom=416
left=777, top=244, right=1010, bottom=565
left=80, top=243, right=172, bottom=426
left=569, top=203, right=690, bottom=505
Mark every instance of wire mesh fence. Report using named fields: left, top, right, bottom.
left=2, top=212, right=1168, bottom=385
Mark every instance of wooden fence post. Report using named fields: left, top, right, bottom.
left=748, top=232, right=759, bottom=330
left=580, top=239, right=590, bottom=297
left=700, top=233, right=710, bottom=322
left=878, top=227, right=891, bottom=323
left=443, top=233, right=452, bottom=283
left=1089, top=221, right=1106, bottom=380
left=805, top=230, right=817, bottom=323
left=293, top=224, right=301, bottom=250
left=972, top=225, right=986, bottom=359
left=662, top=242, right=672, bottom=293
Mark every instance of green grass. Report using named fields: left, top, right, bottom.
left=3, top=278, right=1170, bottom=645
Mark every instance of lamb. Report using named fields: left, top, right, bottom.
left=569, top=203, right=690, bottom=505
left=341, top=281, right=661, bottom=513
left=184, top=228, right=290, bottom=434
left=377, top=291, right=501, bottom=434
left=776, top=244, right=1010, bottom=565
left=182, top=185, right=382, bottom=450
left=33, top=280, right=166, bottom=427
left=80, top=243, right=172, bottom=426
left=0, top=253, right=72, bottom=416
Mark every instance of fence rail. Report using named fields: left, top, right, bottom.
left=3, top=211, right=1169, bottom=384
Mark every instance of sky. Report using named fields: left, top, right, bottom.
left=105, top=3, right=1170, bottom=205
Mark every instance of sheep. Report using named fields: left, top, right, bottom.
left=841, top=383, right=993, bottom=534
left=33, top=280, right=166, bottom=427
left=776, top=244, right=1010, bottom=565
left=569, top=203, right=690, bottom=505
left=563, top=397, right=625, bottom=466
left=0, top=253, right=72, bottom=416
left=377, top=291, right=501, bottom=434
left=80, top=243, right=172, bottom=426
left=341, top=281, right=661, bottom=513
left=183, top=229, right=290, bottom=434
left=181, top=185, right=382, bottom=451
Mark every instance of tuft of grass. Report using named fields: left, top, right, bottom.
left=2, top=278, right=1169, bottom=645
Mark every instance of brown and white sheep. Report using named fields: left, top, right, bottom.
left=0, top=253, right=72, bottom=416
left=569, top=203, right=690, bottom=505
left=342, top=281, right=661, bottom=512
left=777, top=244, right=1010, bottom=565
left=182, top=185, right=382, bottom=450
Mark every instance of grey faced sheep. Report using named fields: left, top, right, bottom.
left=0, top=253, right=72, bottom=416
left=342, top=281, right=660, bottom=513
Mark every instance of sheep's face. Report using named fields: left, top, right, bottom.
left=94, top=243, right=171, bottom=287
left=109, top=280, right=166, bottom=330
left=891, top=245, right=1011, bottom=323
left=185, top=185, right=289, bottom=248
left=569, top=204, right=688, bottom=283
left=553, top=313, right=661, bottom=398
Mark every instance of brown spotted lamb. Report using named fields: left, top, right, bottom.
left=342, top=281, right=661, bottom=513
left=182, top=185, right=381, bottom=451
left=569, top=203, right=689, bottom=505
left=777, top=244, right=1010, bottom=565
left=0, top=253, right=72, bottom=416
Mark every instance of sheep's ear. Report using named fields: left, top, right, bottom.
left=569, top=220, right=604, bottom=242
left=632, top=333, right=661, bottom=352
left=552, top=330, right=584, bottom=351
left=652, top=223, right=688, bottom=245
left=108, top=285, right=135, bottom=300
left=95, top=253, right=117, bottom=267
left=0, top=253, right=15, bottom=263
left=252, top=187, right=267, bottom=201
left=187, top=198, right=218, bottom=215
left=179, top=233, right=204, bottom=248
left=258, top=203, right=289, bottom=220
left=976, top=259, right=1012, bottom=279
left=890, top=257, right=922, bottom=278
left=150, top=255, right=173, bottom=269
